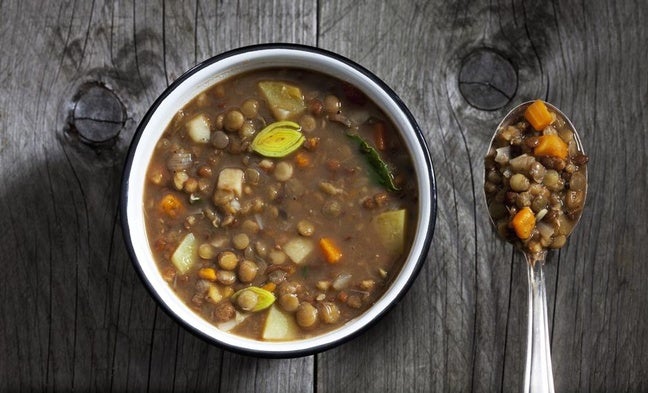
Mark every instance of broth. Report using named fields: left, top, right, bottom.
left=143, top=68, right=419, bottom=341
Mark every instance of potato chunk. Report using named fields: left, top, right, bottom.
left=262, top=305, right=298, bottom=341
left=217, top=168, right=244, bottom=197
left=258, top=81, right=306, bottom=120
left=283, top=237, right=314, bottom=264
left=372, top=209, right=406, bottom=255
left=186, top=114, right=211, bottom=144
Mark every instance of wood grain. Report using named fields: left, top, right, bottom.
left=1, top=0, right=647, bottom=392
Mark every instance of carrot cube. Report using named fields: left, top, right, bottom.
left=511, top=207, right=536, bottom=240
left=319, top=237, right=343, bottom=263
left=524, top=100, right=553, bottom=131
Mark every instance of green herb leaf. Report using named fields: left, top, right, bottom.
left=300, top=265, right=310, bottom=278
left=347, top=133, right=400, bottom=191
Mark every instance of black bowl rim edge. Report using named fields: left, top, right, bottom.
left=119, top=42, right=437, bottom=358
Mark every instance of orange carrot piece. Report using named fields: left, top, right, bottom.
left=373, top=121, right=387, bottom=151
left=198, top=267, right=217, bottom=281
left=319, top=237, right=343, bottom=263
left=524, top=100, right=553, bottom=131
left=511, top=207, right=536, bottom=240
left=262, top=282, right=277, bottom=292
left=534, top=134, right=568, bottom=159
left=159, top=193, right=184, bottom=218
left=294, top=152, right=311, bottom=168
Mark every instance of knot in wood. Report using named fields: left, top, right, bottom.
left=71, top=83, right=125, bottom=144
left=459, top=48, right=517, bottom=111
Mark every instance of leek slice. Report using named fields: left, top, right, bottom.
left=251, top=121, right=305, bottom=157
left=231, top=286, right=276, bottom=312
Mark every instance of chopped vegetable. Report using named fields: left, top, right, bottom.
left=167, top=152, right=193, bottom=171
left=258, top=81, right=306, bottom=120
left=319, top=237, right=343, bottom=263
left=188, top=194, right=201, bottom=204
left=159, top=193, right=184, bottom=218
left=262, top=305, right=298, bottom=340
left=206, top=285, right=223, bottom=303
left=373, top=121, right=387, bottom=151
left=171, top=233, right=198, bottom=274
left=494, top=146, right=511, bottom=164
left=534, top=134, right=568, bottom=159
left=198, top=267, right=217, bottom=281
left=217, top=168, right=245, bottom=197
left=294, top=152, right=311, bottom=168
left=261, top=282, right=277, bottom=292
left=283, top=237, right=314, bottom=264
left=511, top=207, right=536, bottom=240
left=251, top=121, right=305, bottom=157
left=332, top=273, right=352, bottom=290
left=221, top=286, right=234, bottom=298
left=347, top=133, right=400, bottom=191
left=372, top=209, right=406, bottom=254
left=231, top=286, right=276, bottom=312
left=217, top=311, right=248, bottom=332
left=524, top=100, right=553, bottom=131
left=186, top=114, right=211, bottom=143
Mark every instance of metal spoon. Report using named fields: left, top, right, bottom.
left=484, top=101, right=588, bottom=393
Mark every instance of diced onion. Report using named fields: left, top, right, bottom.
left=167, top=152, right=193, bottom=170
left=332, top=273, right=352, bottom=290
left=536, top=221, right=554, bottom=239
left=494, top=146, right=510, bottom=164
left=217, top=312, right=247, bottom=332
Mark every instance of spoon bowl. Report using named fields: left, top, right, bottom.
left=484, top=100, right=589, bottom=393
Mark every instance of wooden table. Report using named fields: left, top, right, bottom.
left=2, top=1, right=647, bottom=391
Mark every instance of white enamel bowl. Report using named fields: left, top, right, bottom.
left=121, top=44, right=436, bottom=357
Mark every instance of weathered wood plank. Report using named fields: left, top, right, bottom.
left=546, top=1, right=648, bottom=392
left=318, top=1, right=488, bottom=391
left=1, top=0, right=648, bottom=392
left=1, top=0, right=315, bottom=391
left=317, top=0, right=648, bottom=392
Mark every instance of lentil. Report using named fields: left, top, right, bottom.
left=296, top=302, right=318, bottom=328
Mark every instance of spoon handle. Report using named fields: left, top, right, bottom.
left=524, top=258, right=555, bottom=393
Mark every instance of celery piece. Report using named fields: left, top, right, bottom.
left=171, top=233, right=198, bottom=274
left=258, top=81, right=306, bottom=120
left=372, top=209, right=406, bottom=255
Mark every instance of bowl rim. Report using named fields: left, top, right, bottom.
left=120, top=43, right=437, bottom=357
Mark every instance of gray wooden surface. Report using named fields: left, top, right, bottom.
left=1, top=0, right=647, bottom=392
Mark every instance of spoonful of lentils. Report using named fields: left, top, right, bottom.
left=484, top=100, right=589, bottom=393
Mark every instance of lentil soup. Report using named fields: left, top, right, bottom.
left=143, top=68, right=419, bottom=341
left=484, top=100, right=588, bottom=257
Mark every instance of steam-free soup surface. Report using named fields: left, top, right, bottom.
left=144, top=68, right=419, bottom=341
